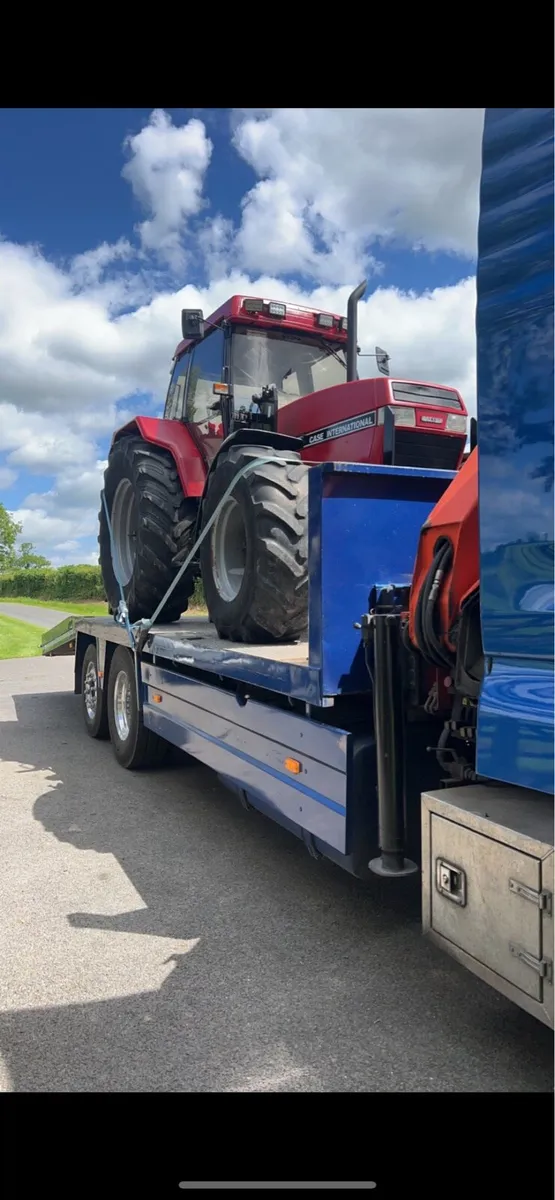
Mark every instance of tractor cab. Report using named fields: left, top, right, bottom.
left=165, top=295, right=350, bottom=459
left=166, top=291, right=467, bottom=472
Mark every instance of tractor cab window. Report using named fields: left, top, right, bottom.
left=231, top=328, right=347, bottom=410
left=164, top=356, right=189, bottom=420
left=185, top=326, right=226, bottom=457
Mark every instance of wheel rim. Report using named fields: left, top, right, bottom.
left=211, top=496, right=247, bottom=602
left=113, top=669, right=132, bottom=741
left=84, top=660, right=97, bottom=720
left=111, top=478, right=139, bottom=587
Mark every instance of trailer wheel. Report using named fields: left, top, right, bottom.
left=81, top=643, right=109, bottom=739
left=200, top=444, right=309, bottom=643
left=107, top=646, right=169, bottom=770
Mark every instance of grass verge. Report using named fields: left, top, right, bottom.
left=0, top=614, right=45, bottom=660
left=0, top=597, right=208, bottom=618
left=0, top=598, right=110, bottom=616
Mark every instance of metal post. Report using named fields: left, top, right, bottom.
left=369, top=608, right=418, bottom=878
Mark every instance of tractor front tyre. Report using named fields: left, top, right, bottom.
left=99, top=436, right=198, bottom=625
left=199, top=444, right=309, bottom=643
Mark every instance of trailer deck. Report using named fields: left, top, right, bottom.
left=42, top=460, right=455, bottom=706
left=42, top=615, right=318, bottom=701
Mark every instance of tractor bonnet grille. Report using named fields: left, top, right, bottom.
left=394, top=429, right=462, bottom=470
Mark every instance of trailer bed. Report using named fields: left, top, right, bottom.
left=42, top=615, right=316, bottom=702
left=42, top=462, right=454, bottom=705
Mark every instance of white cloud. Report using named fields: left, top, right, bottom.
left=48, top=546, right=100, bottom=569
left=24, top=461, right=106, bottom=511
left=198, top=214, right=236, bottom=278
left=122, top=110, right=212, bottom=265
left=222, top=108, right=484, bottom=284
left=69, top=238, right=134, bottom=288
left=0, top=406, right=97, bottom=472
left=10, top=507, right=94, bottom=546
left=358, top=277, right=477, bottom=406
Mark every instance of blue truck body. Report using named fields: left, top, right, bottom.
left=476, top=107, right=554, bottom=793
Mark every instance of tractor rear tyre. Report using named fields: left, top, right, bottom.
left=199, top=443, right=309, bottom=643
left=99, top=436, right=197, bottom=625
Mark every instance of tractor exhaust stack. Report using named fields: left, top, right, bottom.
left=346, top=280, right=367, bottom=382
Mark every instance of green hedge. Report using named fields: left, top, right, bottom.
left=0, top=565, right=106, bottom=600
left=0, top=564, right=206, bottom=607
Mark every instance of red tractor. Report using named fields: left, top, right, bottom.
left=99, top=282, right=468, bottom=643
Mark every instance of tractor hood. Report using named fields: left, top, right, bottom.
left=278, top=377, right=382, bottom=453
left=278, top=376, right=467, bottom=472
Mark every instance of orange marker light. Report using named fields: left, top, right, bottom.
left=284, top=757, right=302, bottom=774
left=152, top=693, right=163, bottom=704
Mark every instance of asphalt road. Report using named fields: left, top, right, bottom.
left=0, top=655, right=552, bottom=1093
left=0, top=602, right=71, bottom=628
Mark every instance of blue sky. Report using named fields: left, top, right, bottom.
left=0, top=107, right=483, bottom=565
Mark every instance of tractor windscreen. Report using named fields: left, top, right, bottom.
left=231, top=327, right=346, bottom=408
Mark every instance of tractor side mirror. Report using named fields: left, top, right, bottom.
left=181, top=308, right=204, bottom=340
left=375, top=346, right=390, bottom=377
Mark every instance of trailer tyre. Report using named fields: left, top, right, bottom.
left=107, top=646, right=169, bottom=770
left=99, top=435, right=198, bottom=625
left=200, top=444, right=309, bottom=643
left=81, top=643, right=109, bottom=739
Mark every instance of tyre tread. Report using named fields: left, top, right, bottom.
left=99, top=436, right=198, bottom=624
left=201, top=443, right=309, bottom=643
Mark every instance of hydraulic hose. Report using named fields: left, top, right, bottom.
left=413, top=536, right=455, bottom=670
